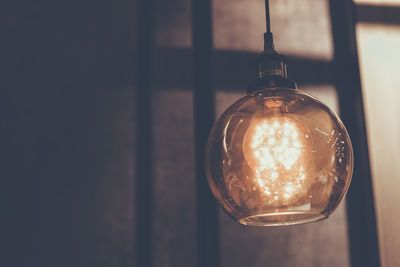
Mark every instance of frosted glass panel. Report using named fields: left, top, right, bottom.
left=154, top=0, right=191, bottom=47
left=213, top=0, right=334, bottom=60
left=152, top=90, right=196, bottom=267
left=356, top=23, right=400, bottom=267
left=354, top=0, right=400, bottom=6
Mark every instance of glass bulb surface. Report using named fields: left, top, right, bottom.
left=205, top=88, right=353, bottom=226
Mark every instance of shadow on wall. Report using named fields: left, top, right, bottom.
left=3, top=0, right=137, bottom=266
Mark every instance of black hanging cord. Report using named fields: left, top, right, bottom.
left=265, top=0, right=271, bottom=33
left=263, top=0, right=274, bottom=50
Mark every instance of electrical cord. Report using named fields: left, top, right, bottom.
left=263, top=0, right=274, bottom=50
left=265, top=0, right=271, bottom=33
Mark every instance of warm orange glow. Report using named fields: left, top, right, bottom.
left=243, top=118, right=312, bottom=204
left=205, top=88, right=353, bottom=226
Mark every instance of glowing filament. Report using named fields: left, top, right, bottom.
left=243, top=118, right=310, bottom=203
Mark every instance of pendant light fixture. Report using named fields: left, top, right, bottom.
left=205, top=0, right=353, bottom=226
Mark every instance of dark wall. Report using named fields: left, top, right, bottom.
left=3, top=1, right=137, bottom=266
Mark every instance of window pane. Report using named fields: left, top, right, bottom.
left=354, top=0, right=400, bottom=6
left=356, top=23, right=400, bottom=266
left=213, top=0, right=334, bottom=60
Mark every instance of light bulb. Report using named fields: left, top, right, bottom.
left=243, top=115, right=313, bottom=205
left=205, top=88, right=353, bottom=226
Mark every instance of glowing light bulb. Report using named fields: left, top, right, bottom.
left=205, top=88, right=353, bottom=226
left=243, top=117, right=312, bottom=205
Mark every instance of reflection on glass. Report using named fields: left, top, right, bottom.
left=206, top=88, right=353, bottom=226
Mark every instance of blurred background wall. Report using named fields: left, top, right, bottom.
left=2, top=0, right=400, bottom=266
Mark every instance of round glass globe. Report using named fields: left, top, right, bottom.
left=205, top=88, right=353, bottom=226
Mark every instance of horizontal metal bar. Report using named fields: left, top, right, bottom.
left=356, top=4, right=400, bottom=25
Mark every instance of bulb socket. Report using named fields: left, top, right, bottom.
left=247, top=33, right=297, bottom=94
left=257, top=52, right=288, bottom=79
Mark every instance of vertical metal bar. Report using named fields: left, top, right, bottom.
left=134, top=0, right=154, bottom=265
left=328, top=1, right=381, bottom=266
left=191, top=0, right=220, bottom=266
